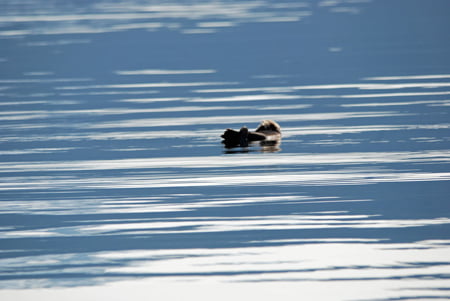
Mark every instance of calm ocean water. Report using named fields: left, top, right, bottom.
left=1, top=0, right=450, bottom=300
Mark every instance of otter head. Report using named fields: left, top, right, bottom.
left=256, top=120, right=281, bottom=133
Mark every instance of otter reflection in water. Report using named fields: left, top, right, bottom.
left=221, top=120, right=281, bottom=152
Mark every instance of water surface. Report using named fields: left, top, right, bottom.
left=1, top=0, right=450, bottom=300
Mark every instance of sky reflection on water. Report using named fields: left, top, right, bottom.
left=1, top=0, right=450, bottom=300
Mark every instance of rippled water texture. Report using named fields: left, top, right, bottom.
left=1, top=0, right=450, bottom=300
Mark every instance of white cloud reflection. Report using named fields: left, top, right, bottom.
left=88, top=112, right=405, bottom=129
left=1, top=150, right=449, bottom=172
left=364, top=74, right=450, bottom=81
left=3, top=170, right=446, bottom=191
left=1, top=240, right=449, bottom=300
left=1, top=151, right=449, bottom=195
left=1, top=200, right=450, bottom=238
left=55, top=81, right=235, bottom=90
left=0, top=1, right=315, bottom=37
left=115, top=69, right=216, bottom=76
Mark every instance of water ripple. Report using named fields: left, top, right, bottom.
left=0, top=0, right=449, bottom=299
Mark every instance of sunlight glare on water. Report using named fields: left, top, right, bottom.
left=0, top=0, right=450, bottom=300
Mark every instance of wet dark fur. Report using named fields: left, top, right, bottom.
left=221, top=120, right=281, bottom=148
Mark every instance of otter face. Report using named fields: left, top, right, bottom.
left=256, top=120, right=281, bottom=133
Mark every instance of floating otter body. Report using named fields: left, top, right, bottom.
left=221, top=120, right=281, bottom=148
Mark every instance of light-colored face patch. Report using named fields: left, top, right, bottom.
left=258, top=120, right=281, bottom=133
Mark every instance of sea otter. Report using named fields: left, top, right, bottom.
left=221, top=120, right=281, bottom=148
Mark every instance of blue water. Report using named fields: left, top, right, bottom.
left=1, top=1, right=450, bottom=300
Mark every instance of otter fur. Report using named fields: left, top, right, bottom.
left=221, top=120, right=281, bottom=148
